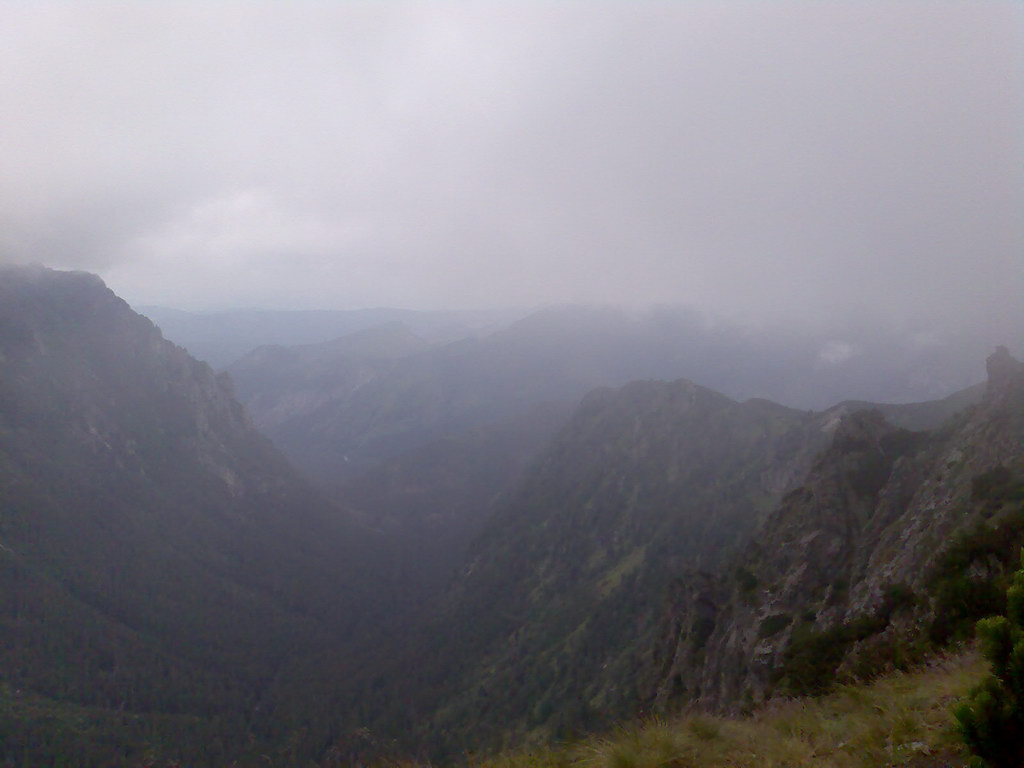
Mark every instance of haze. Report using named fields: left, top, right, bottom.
left=0, top=2, right=1020, bottom=339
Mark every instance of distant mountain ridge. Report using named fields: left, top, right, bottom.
left=827, top=380, right=986, bottom=432
left=224, top=303, right=999, bottom=488
left=140, top=304, right=524, bottom=367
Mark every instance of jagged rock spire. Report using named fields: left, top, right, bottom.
left=985, top=346, right=1023, bottom=402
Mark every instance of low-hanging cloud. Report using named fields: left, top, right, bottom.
left=0, top=2, right=1020, bottom=340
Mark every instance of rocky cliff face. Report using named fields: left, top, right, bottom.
left=649, top=347, right=1024, bottom=714
left=1, top=267, right=298, bottom=504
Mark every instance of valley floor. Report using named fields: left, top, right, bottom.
left=431, top=650, right=984, bottom=768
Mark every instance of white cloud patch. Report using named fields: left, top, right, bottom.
left=130, top=189, right=368, bottom=265
left=817, top=340, right=860, bottom=366
left=105, top=189, right=377, bottom=309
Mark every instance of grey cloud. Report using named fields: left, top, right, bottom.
left=0, top=2, right=1019, bottom=340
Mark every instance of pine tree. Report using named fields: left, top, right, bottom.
left=954, top=549, right=1024, bottom=767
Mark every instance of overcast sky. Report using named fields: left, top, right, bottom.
left=0, top=2, right=1020, bottom=336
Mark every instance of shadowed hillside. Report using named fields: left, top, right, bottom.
left=0, top=266, right=395, bottom=765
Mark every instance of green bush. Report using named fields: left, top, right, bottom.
left=970, top=466, right=1020, bottom=504
left=734, top=567, right=758, bottom=594
left=779, top=584, right=916, bottom=696
left=954, top=549, right=1024, bottom=767
left=757, top=613, right=792, bottom=639
left=779, top=622, right=853, bottom=695
left=927, top=505, right=1024, bottom=645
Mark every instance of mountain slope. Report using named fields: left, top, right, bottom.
left=349, top=365, right=991, bottom=758
left=339, top=401, right=574, bottom=600
left=647, top=348, right=1024, bottom=716
left=0, top=266, right=389, bottom=765
left=361, top=378, right=838, bottom=755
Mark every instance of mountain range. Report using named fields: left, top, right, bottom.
left=340, top=354, right=1015, bottom=758
left=223, top=304, right=1001, bottom=490
left=1, top=266, right=1021, bottom=767
left=220, top=303, right=998, bottom=609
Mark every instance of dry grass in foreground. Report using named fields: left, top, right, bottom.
left=442, top=650, right=986, bottom=768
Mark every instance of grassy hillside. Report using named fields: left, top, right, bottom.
left=444, top=650, right=984, bottom=768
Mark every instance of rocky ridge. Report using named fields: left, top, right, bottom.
left=649, top=347, right=1024, bottom=714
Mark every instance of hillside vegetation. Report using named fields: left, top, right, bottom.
left=454, top=651, right=984, bottom=768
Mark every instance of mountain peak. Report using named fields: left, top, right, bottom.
left=0, top=263, right=109, bottom=292
left=0, top=267, right=388, bottom=763
left=317, top=320, right=428, bottom=360
left=831, top=407, right=890, bottom=446
left=986, top=345, right=1023, bottom=397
